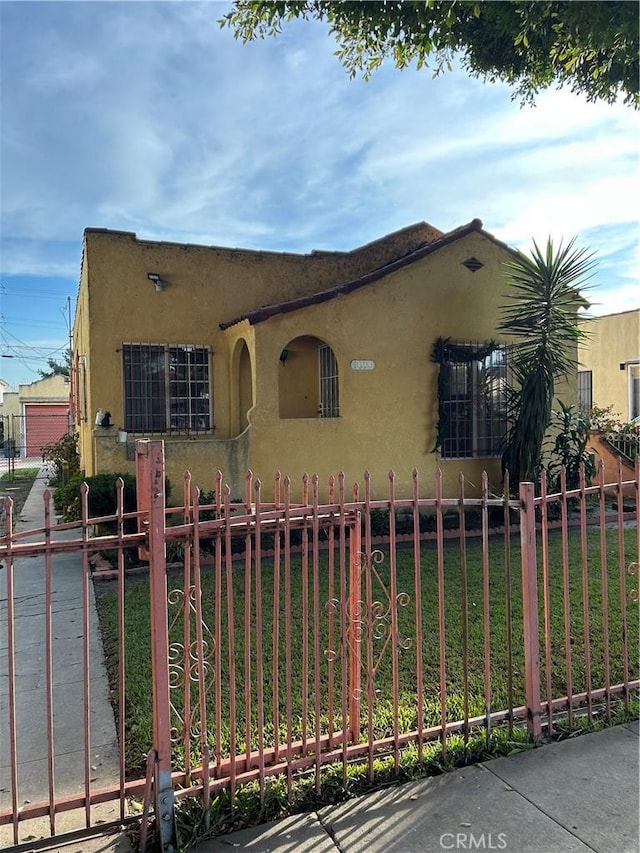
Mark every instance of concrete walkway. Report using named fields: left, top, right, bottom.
left=0, top=469, right=120, bottom=843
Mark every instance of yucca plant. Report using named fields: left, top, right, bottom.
left=500, top=237, right=595, bottom=489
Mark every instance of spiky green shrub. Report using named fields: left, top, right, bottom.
left=500, top=237, right=595, bottom=489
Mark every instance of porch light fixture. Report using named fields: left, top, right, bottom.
left=147, top=272, right=168, bottom=292
left=280, top=349, right=289, bottom=365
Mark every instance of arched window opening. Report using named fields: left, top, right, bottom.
left=279, top=336, right=340, bottom=419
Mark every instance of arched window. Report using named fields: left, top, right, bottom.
left=279, top=336, right=340, bottom=419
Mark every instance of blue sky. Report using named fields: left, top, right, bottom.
left=1, top=1, right=638, bottom=389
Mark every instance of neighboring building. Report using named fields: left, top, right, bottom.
left=578, top=309, right=640, bottom=421
left=2, top=375, right=70, bottom=459
left=0, top=377, right=10, bottom=410
left=0, top=378, right=9, bottom=448
left=72, top=218, right=576, bottom=500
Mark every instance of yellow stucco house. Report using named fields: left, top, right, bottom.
left=72, top=218, right=575, bottom=500
left=577, top=309, right=640, bottom=422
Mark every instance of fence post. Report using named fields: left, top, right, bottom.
left=348, top=515, right=362, bottom=743
left=136, top=440, right=176, bottom=851
left=519, top=482, right=542, bottom=741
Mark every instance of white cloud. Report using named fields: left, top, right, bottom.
left=588, top=282, right=640, bottom=316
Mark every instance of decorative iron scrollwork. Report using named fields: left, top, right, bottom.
left=324, top=549, right=412, bottom=692
left=167, top=582, right=216, bottom=752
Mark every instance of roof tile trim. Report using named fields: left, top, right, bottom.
left=220, top=219, right=516, bottom=330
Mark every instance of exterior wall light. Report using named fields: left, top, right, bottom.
left=147, top=272, right=168, bottom=292
left=280, top=349, right=289, bottom=365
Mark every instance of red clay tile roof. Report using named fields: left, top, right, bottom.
left=220, top=219, right=516, bottom=330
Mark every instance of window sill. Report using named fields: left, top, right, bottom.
left=124, top=430, right=216, bottom=438
left=440, top=454, right=501, bottom=461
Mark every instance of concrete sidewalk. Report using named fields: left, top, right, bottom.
left=196, top=720, right=639, bottom=853
left=0, top=469, right=120, bottom=844
left=14, top=720, right=638, bottom=853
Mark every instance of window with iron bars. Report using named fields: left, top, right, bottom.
left=319, top=343, right=340, bottom=417
left=123, top=343, right=211, bottom=434
left=440, top=345, right=508, bottom=459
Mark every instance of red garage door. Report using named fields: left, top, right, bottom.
left=23, top=404, right=69, bottom=458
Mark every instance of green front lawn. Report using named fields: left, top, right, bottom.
left=95, top=525, right=639, bottom=776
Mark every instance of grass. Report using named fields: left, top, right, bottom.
left=0, top=466, right=40, bottom=482
left=94, top=523, right=639, bottom=779
left=0, top=467, right=40, bottom=518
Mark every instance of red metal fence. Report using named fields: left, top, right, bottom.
left=1, top=441, right=638, bottom=850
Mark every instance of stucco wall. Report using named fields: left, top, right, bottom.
left=578, top=309, right=640, bottom=420
left=246, top=232, right=517, bottom=500
left=73, top=246, right=93, bottom=472
left=78, top=228, right=441, bottom=446
left=74, top=225, right=444, bottom=478
left=93, top=427, right=251, bottom=498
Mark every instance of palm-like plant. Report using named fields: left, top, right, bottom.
left=500, top=237, right=595, bottom=488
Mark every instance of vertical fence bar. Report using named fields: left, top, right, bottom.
left=539, top=471, right=553, bottom=734
left=435, top=470, right=447, bottom=756
left=243, top=471, right=253, bottom=768
left=253, top=480, right=265, bottom=800
left=182, top=475, right=193, bottom=784
left=412, top=469, right=424, bottom=759
left=616, top=460, right=629, bottom=712
left=560, top=468, right=574, bottom=728
left=598, top=463, right=611, bottom=720
left=272, top=472, right=282, bottom=765
left=214, top=471, right=223, bottom=779
left=43, top=489, right=56, bottom=835
left=636, top=456, right=640, bottom=574
left=327, top=475, right=336, bottom=751
left=283, top=477, right=293, bottom=797
left=458, top=474, right=470, bottom=745
left=191, top=488, right=210, bottom=826
left=481, top=472, right=491, bottom=744
left=338, top=474, right=349, bottom=781
left=579, top=465, right=593, bottom=722
left=362, top=473, right=374, bottom=780
left=137, top=440, right=176, bottom=852
left=116, top=479, right=127, bottom=822
left=388, top=471, right=400, bottom=773
left=4, top=497, right=19, bottom=845
left=80, top=482, right=92, bottom=827
left=503, top=472, right=514, bottom=735
left=301, top=473, right=309, bottom=753
left=349, top=514, right=362, bottom=746
left=223, top=485, right=238, bottom=799
left=519, top=482, right=542, bottom=741
left=348, top=513, right=362, bottom=743
left=311, top=474, right=322, bottom=793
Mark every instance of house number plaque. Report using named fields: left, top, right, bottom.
left=350, top=359, right=375, bottom=370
